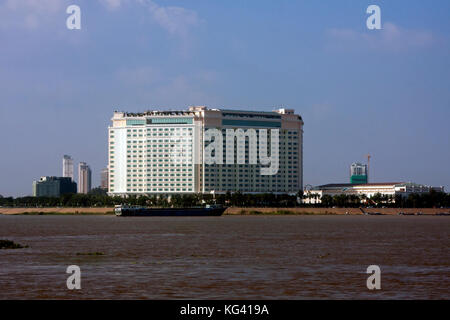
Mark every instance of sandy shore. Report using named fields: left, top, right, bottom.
left=226, top=207, right=450, bottom=215
left=0, top=207, right=449, bottom=215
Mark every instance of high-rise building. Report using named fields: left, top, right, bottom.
left=78, top=162, right=92, bottom=194
left=108, top=106, right=303, bottom=196
left=101, top=168, right=109, bottom=190
left=32, top=176, right=77, bottom=197
left=63, top=155, right=74, bottom=181
left=350, top=162, right=368, bottom=184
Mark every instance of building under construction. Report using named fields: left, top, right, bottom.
left=350, top=163, right=368, bottom=184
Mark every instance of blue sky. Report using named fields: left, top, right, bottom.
left=0, top=0, right=449, bottom=196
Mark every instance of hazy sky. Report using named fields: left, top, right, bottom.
left=1, top=0, right=449, bottom=197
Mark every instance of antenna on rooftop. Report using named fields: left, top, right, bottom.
left=366, top=153, right=371, bottom=183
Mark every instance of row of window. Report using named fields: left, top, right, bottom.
left=205, top=173, right=298, bottom=178
left=127, top=180, right=192, bottom=184
left=127, top=128, right=193, bottom=132
left=124, top=189, right=194, bottom=192
left=204, top=184, right=298, bottom=188
left=129, top=140, right=192, bottom=143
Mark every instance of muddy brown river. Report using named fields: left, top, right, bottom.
left=0, top=215, right=448, bottom=299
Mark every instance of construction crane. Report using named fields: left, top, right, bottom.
left=366, top=154, right=371, bottom=183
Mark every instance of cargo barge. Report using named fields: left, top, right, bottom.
left=114, top=204, right=226, bottom=217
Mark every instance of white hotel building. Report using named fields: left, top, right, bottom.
left=108, top=106, right=303, bottom=196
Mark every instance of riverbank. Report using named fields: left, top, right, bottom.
left=226, top=207, right=450, bottom=215
left=0, top=207, right=449, bottom=215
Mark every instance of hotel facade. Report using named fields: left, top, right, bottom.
left=108, top=106, right=303, bottom=196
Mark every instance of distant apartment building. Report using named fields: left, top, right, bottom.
left=63, top=155, right=74, bottom=181
left=303, top=182, right=445, bottom=204
left=78, top=162, right=92, bottom=194
left=32, top=176, right=77, bottom=197
left=108, top=106, right=303, bottom=196
left=101, top=168, right=109, bottom=190
left=350, top=162, right=368, bottom=184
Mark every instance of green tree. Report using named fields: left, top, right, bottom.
left=321, top=195, right=333, bottom=207
left=371, top=193, right=383, bottom=207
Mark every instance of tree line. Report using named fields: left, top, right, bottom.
left=0, top=190, right=448, bottom=208
left=0, top=191, right=298, bottom=208
left=305, top=190, right=450, bottom=208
